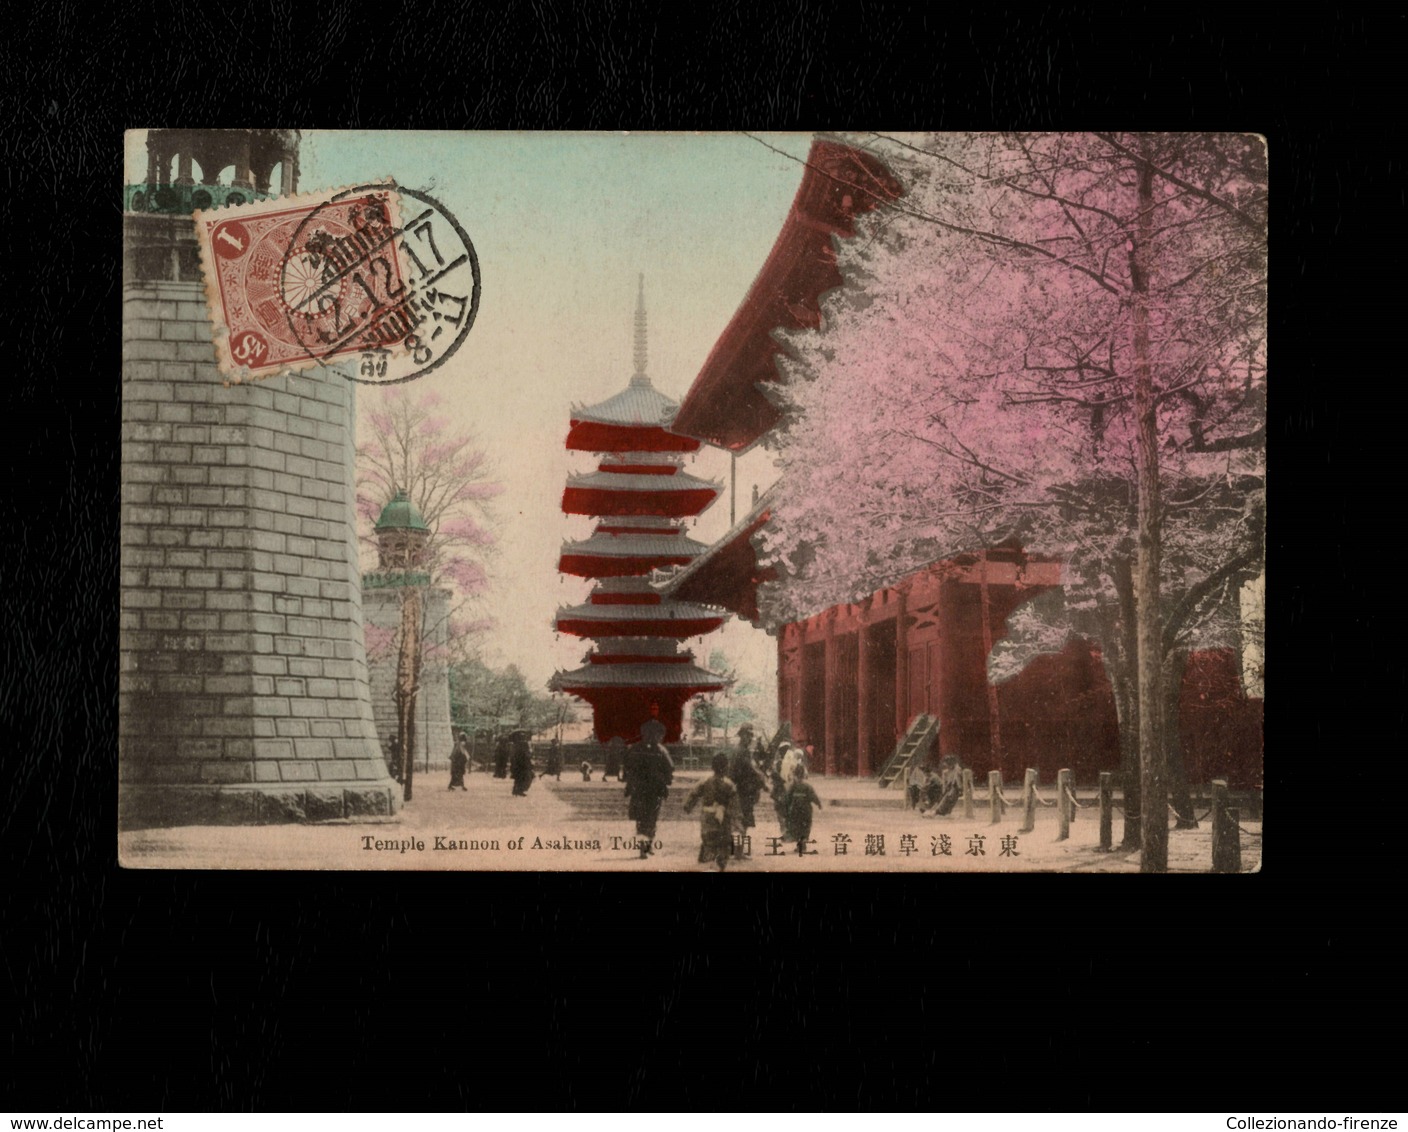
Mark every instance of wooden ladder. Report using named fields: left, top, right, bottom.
left=876, top=714, right=940, bottom=788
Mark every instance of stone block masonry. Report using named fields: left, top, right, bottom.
left=120, top=280, right=399, bottom=827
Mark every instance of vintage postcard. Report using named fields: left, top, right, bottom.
left=119, top=130, right=1265, bottom=872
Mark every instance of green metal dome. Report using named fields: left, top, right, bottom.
left=374, top=490, right=429, bottom=532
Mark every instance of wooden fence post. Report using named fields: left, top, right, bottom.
left=1020, top=768, right=1037, bottom=833
left=988, top=770, right=1002, bottom=824
left=1212, top=780, right=1241, bottom=873
left=1057, top=768, right=1073, bottom=841
left=962, top=768, right=974, bottom=819
left=1211, top=779, right=1229, bottom=872
left=1098, top=771, right=1113, bottom=852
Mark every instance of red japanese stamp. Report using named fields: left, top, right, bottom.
left=195, top=181, right=480, bottom=383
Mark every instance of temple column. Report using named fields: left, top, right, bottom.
left=895, top=588, right=910, bottom=735
left=145, top=145, right=159, bottom=185
left=796, top=626, right=813, bottom=747
left=857, top=617, right=873, bottom=777
left=823, top=614, right=839, bottom=775
left=936, top=579, right=955, bottom=758
left=176, top=150, right=194, bottom=186
left=977, top=552, right=1005, bottom=777
left=776, top=634, right=788, bottom=739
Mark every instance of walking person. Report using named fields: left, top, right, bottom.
left=780, top=743, right=806, bottom=786
left=728, top=725, right=767, bottom=857
left=622, top=720, right=674, bottom=858
left=493, top=733, right=510, bottom=779
left=906, top=760, right=926, bottom=810
left=604, top=736, right=626, bottom=782
left=683, top=752, right=740, bottom=872
left=782, top=764, right=823, bottom=856
left=932, top=755, right=964, bottom=816
left=542, top=738, right=564, bottom=781
left=769, top=746, right=790, bottom=830
left=919, top=766, right=943, bottom=814
left=510, top=730, right=535, bottom=796
left=448, top=731, right=470, bottom=791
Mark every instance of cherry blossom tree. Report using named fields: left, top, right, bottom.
left=356, top=387, right=501, bottom=794
left=358, top=386, right=501, bottom=636
left=761, top=132, right=1266, bottom=871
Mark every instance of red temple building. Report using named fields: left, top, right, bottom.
left=549, top=280, right=729, bottom=743
left=662, top=137, right=1263, bottom=787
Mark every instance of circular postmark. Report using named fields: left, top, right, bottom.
left=279, top=181, right=481, bottom=385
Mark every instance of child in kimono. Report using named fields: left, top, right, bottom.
left=683, top=753, right=739, bottom=871
left=782, top=765, right=823, bottom=855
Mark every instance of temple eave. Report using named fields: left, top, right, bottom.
left=671, top=139, right=903, bottom=452
left=559, top=555, right=697, bottom=578
left=555, top=617, right=725, bottom=639
left=561, top=489, right=721, bottom=519
left=661, top=501, right=775, bottom=624
left=566, top=420, right=701, bottom=453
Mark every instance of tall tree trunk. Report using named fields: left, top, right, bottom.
left=1164, top=648, right=1197, bottom=827
left=1130, top=145, right=1168, bottom=873
left=1110, top=558, right=1141, bottom=850
left=397, top=587, right=423, bottom=803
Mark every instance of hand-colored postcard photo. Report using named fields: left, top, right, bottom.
left=119, top=130, right=1265, bottom=873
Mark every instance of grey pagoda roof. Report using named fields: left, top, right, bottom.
left=549, top=661, right=729, bottom=691
left=554, top=598, right=723, bottom=623
left=561, top=530, right=710, bottom=559
left=564, top=468, right=722, bottom=494
left=571, top=374, right=681, bottom=428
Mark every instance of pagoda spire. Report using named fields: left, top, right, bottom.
left=632, top=273, right=649, bottom=385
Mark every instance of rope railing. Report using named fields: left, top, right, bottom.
left=1168, top=802, right=1214, bottom=824
left=906, top=768, right=1260, bottom=869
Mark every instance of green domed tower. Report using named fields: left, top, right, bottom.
left=363, top=490, right=454, bottom=785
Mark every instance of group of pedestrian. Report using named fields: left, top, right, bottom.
left=770, top=742, right=822, bottom=857
left=440, top=729, right=540, bottom=796
left=680, top=724, right=822, bottom=869
left=905, top=753, right=964, bottom=816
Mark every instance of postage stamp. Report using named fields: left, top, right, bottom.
left=120, top=129, right=1265, bottom=873
left=193, top=180, right=479, bottom=383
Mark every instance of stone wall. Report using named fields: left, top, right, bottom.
left=119, top=278, right=399, bottom=825
left=363, top=586, right=455, bottom=770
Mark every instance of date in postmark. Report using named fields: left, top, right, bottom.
left=194, top=181, right=480, bottom=384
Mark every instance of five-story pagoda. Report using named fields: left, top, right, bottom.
left=550, top=280, right=728, bottom=742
